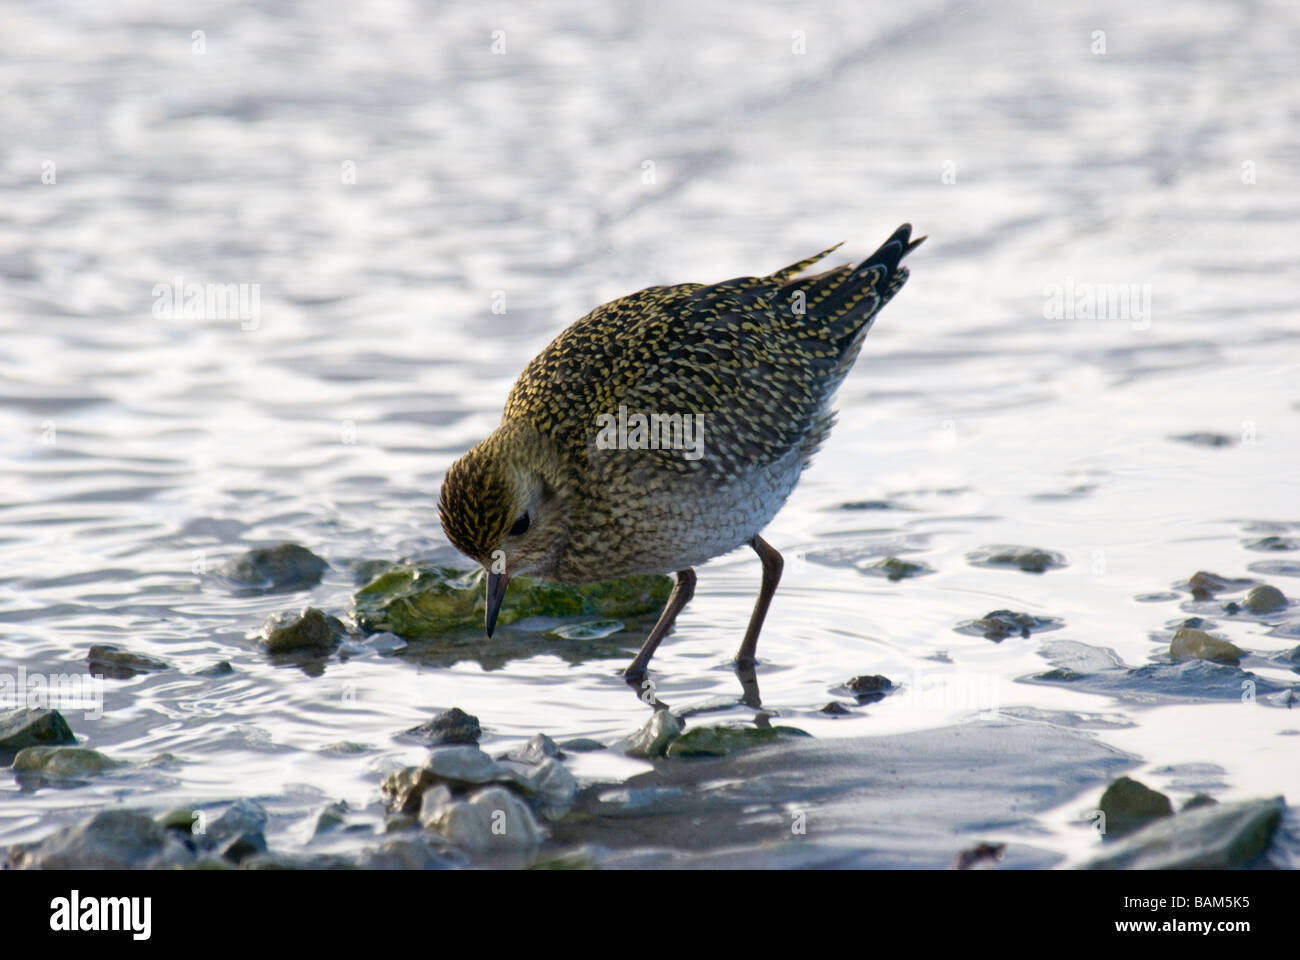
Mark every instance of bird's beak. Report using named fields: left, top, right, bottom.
left=485, top=570, right=511, bottom=637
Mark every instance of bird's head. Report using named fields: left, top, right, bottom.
left=438, top=420, right=571, bottom=636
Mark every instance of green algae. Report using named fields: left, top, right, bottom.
left=13, top=745, right=127, bottom=778
left=664, top=724, right=812, bottom=758
left=353, top=564, right=671, bottom=639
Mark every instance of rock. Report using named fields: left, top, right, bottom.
left=961, top=609, right=1062, bottom=642
left=953, top=841, right=1005, bottom=870
left=1243, top=584, right=1287, bottom=614
left=208, top=799, right=269, bottom=864
left=967, top=545, right=1067, bottom=574
left=546, top=619, right=624, bottom=640
left=359, top=837, right=465, bottom=870
left=1245, top=536, right=1300, bottom=552
left=1182, top=794, right=1218, bottom=811
left=558, top=738, right=605, bottom=753
left=821, top=702, right=851, bottom=715
left=403, top=707, right=481, bottom=745
left=1186, top=570, right=1255, bottom=601
left=422, top=785, right=545, bottom=852
left=1085, top=797, right=1283, bottom=869
left=322, top=741, right=370, bottom=755
left=314, top=801, right=349, bottom=836
left=861, top=556, right=931, bottom=580
left=6, top=810, right=169, bottom=869
left=622, top=710, right=683, bottom=758
left=157, top=808, right=203, bottom=835
left=381, top=766, right=438, bottom=815
left=241, top=852, right=358, bottom=869
left=1170, top=431, right=1233, bottom=447
left=425, top=745, right=515, bottom=788
left=844, top=674, right=894, bottom=702
left=0, top=707, right=76, bottom=753
left=1169, top=626, right=1245, bottom=664
left=847, top=674, right=893, bottom=694
left=1097, top=777, right=1173, bottom=838
left=500, top=757, right=578, bottom=817
left=12, top=746, right=126, bottom=778
left=505, top=733, right=559, bottom=764
left=86, top=644, right=169, bottom=678
left=665, top=725, right=812, bottom=758
left=258, top=607, right=346, bottom=653
left=838, top=500, right=898, bottom=510
left=352, top=563, right=672, bottom=639
left=194, top=660, right=234, bottom=677
left=416, top=785, right=455, bottom=824
left=384, top=814, right=419, bottom=833
left=222, top=543, right=329, bottom=593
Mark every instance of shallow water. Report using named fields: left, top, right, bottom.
left=2, top=0, right=1298, bottom=866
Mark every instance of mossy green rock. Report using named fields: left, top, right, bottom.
left=1085, top=796, right=1283, bottom=869
left=665, top=725, right=812, bottom=758
left=13, top=746, right=126, bottom=778
left=354, top=564, right=672, bottom=639
left=1098, top=776, right=1173, bottom=838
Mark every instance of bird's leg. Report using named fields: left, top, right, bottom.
left=735, top=536, right=782, bottom=667
left=623, top=568, right=696, bottom=686
left=734, top=657, right=762, bottom=709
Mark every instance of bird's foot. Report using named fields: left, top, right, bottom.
left=623, top=668, right=668, bottom=709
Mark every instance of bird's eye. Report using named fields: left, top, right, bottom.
left=508, top=513, right=530, bottom=537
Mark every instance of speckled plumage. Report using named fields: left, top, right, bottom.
left=439, top=224, right=922, bottom=672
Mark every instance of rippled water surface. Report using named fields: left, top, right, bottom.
left=2, top=0, right=1299, bottom=866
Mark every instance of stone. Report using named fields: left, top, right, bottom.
left=352, top=563, right=671, bottom=638
left=422, top=785, right=545, bottom=852
left=86, top=644, right=169, bottom=677
left=1169, top=626, right=1245, bottom=664
left=222, top=543, right=328, bottom=592
left=1243, top=584, right=1287, bottom=614
left=258, top=607, right=346, bottom=653
left=0, top=707, right=76, bottom=753
left=665, top=725, right=812, bottom=758
left=12, top=746, right=125, bottom=778
left=1085, top=797, right=1283, bottom=869
left=5, top=810, right=168, bottom=869
left=622, top=710, right=682, bottom=758
left=1097, top=776, right=1173, bottom=838
left=505, top=733, right=559, bottom=764
left=967, top=545, right=1067, bottom=574
left=403, top=707, right=481, bottom=745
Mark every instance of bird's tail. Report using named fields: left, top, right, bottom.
left=775, top=223, right=924, bottom=342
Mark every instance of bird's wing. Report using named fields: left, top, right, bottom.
left=506, top=225, right=921, bottom=482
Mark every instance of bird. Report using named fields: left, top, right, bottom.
left=438, top=223, right=923, bottom=682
